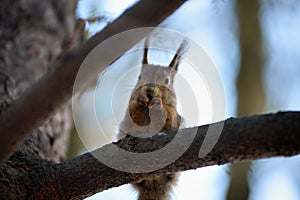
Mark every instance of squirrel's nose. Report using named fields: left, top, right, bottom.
left=145, top=83, right=155, bottom=101
left=147, top=83, right=155, bottom=88
left=147, top=93, right=153, bottom=102
left=146, top=83, right=155, bottom=94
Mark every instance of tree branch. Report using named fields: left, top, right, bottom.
left=0, top=0, right=188, bottom=166
left=5, top=112, right=298, bottom=199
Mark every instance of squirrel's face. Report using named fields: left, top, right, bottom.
left=129, top=38, right=188, bottom=112
left=130, top=64, right=177, bottom=109
left=138, top=64, right=176, bottom=88
left=123, top=38, right=188, bottom=130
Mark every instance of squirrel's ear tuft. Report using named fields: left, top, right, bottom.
left=142, top=37, right=150, bottom=65
left=169, top=39, right=189, bottom=71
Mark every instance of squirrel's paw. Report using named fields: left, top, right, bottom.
left=137, top=95, right=148, bottom=107
left=149, top=97, right=166, bottom=122
left=148, top=100, right=167, bottom=133
left=149, top=97, right=162, bottom=108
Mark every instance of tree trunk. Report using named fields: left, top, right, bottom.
left=226, top=0, right=265, bottom=199
left=0, top=0, right=79, bottom=198
left=0, top=0, right=190, bottom=198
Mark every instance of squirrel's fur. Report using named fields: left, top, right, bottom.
left=118, top=38, right=188, bottom=200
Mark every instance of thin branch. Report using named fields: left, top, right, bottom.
left=12, top=111, right=299, bottom=199
left=0, top=0, right=188, bottom=166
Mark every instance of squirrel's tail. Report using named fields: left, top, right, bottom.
left=133, top=173, right=178, bottom=200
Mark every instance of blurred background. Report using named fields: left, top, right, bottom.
left=70, top=0, right=300, bottom=199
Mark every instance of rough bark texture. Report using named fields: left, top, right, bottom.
left=0, top=0, right=188, bottom=167
left=0, top=0, right=79, bottom=198
left=0, top=0, right=79, bottom=160
left=2, top=112, right=300, bottom=199
left=59, top=111, right=300, bottom=199
left=0, top=0, right=188, bottom=198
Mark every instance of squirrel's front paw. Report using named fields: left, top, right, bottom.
left=149, top=97, right=162, bottom=108
left=137, top=95, right=148, bottom=107
left=149, top=98, right=167, bottom=120
left=149, top=98, right=167, bottom=131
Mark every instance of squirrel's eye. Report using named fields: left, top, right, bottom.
left=164, top=78, right=169, bottom=85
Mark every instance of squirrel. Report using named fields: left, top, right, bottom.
left=118, top=37, right=188, bottom=200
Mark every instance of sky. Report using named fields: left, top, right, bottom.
left=75, top=0, right=300, bottom=199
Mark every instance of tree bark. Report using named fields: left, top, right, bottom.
left=0, top=0, right=188, bottom=167
left=0, top=0, right=79, bottom=198
left=0, top=0, right=78, bottom=161
left=0, top=0, right=188, bottom=198
left=1, top=111, right=300, bottom=199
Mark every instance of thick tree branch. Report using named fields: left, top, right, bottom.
left=3, top=112, right=298, bottom=199
left=0, top=0, right=188, bottom=166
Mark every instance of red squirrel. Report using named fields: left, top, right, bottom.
left=118, top=37, right=188, bottom=200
